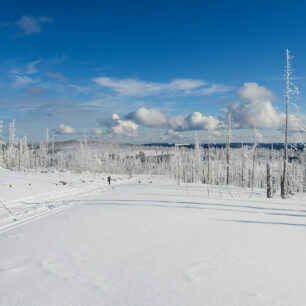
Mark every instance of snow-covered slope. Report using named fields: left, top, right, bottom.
left=0, top=174, right=306, bottom=305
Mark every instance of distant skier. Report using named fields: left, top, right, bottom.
left=107, top=176, right=111, bottom=185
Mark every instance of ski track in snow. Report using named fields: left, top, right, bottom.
left=0, top=193, right=88, bottom=234
left=0, top=175, right=306, bottom=306
left=0, top=169, right=135, bottom=234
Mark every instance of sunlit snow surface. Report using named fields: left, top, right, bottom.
left=0, top=170, right=306, bottom=306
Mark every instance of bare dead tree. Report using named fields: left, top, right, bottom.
left=281, top=49, right=290, bottom=199
left=226, top=111, right=231, bottom=185
left=267, top=162, right=272, bottom=198
left=281, top=49, right=300, bottom=198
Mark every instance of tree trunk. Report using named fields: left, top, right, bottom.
left=267, top=163, right=272, bottom=198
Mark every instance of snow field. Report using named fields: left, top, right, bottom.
left=0, top=173, right=306, bottom=305
left=0, top=168, right=133, bottom=232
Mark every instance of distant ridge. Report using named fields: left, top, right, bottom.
left=143, top=143, right=305, bottom=150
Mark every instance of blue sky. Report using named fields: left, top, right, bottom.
left=0, top=0, right=305, bottom=143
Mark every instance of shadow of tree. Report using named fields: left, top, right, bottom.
left=84, top=198, right=306, bottom=220
left=216, top=219, right=306, bottom=227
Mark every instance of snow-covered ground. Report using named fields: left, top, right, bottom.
left=0, top=168, right=131, bottom=232
left=1, top=171, right=306, bottom=305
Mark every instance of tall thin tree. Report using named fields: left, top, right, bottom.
left=226, top=111, right=231, bottom=185
left=281, top=49, right=291, bottom=199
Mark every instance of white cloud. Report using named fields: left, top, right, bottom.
left=166, top=79, right=206, bottom=91
left=55, top=124, right=77, bottom=135
left=16, top=16, right=53, bottom=35
left=99, top=114, right=138, bottom=136
left=290, top=114, right=306, bottom=131
left=185, top=112, right=219, bottom=130
left=238, top=82, right=275, bottom=102
left=200, top=84, right=232, bottom=95
left=165, top=129, right=183, bottom=138
left=26, top=59, right=42, bottom=74
left=126, top=108, right=170, bottom=128
left=126, top=107, right=219, bottom=131
left=93, top=76, right=230, bottom=97
left=10, top=59, right=42, bottom=75
left=111, top=121, right=138, bottom=136
left=228, top=82, right=285, bottom=129
left=13, top=76, right=34, bottom=87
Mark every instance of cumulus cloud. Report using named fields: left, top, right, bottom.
left=165, top=129, right=183, bottom=138
left=228, top=82, right=285, bottom=129
left=92, top=76, right=230, bottom=97
left=126, top=108, right=170, bottom=128
left=55, top=124, right=77, bottom=135
left=126, top=107, right=219, bottom=132
left=238, top=82, right=275, bottom=101
left=185, top=112, right=219, bottom=130
left=286, top=115, right=306, bottom=132
left=99, top=114, right=138, bottom=136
